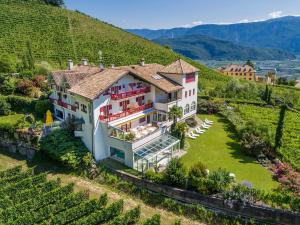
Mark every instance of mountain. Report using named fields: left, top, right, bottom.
left=128, top=16, right=300, bottom=55
left=154, top=35, right=296, bottom=60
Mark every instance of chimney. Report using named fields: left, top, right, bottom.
left=82, top=58, right=88, bottom=66
left=68, top=59, right=74, bottom=70
left=140, top=58, right=145, bottom=66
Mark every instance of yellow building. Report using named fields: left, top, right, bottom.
left=218, top=64, right=256, bottom=81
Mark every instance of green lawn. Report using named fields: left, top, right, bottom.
left=0, top=114, right=24, bottom=126
left=181, top=114, right=278, bottom=192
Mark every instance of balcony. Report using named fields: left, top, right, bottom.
left=111, top=87, right=151, bottom=100
left=99, top=103, right=153, bottom=122
left=50, top=98, right=77, bottom=112
left=154, top=100, right=178, bottom=112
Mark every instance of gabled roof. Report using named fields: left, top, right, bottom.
left=51, top=65, right=102, bottom=87
left=69, top=69, right=129, bottom=100
left=160, top=59, right=199, bottom=74
left=121, top=64, right=183, bottom=93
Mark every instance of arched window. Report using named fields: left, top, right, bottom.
left=191, top=101, right=196, bottom=111
left=184, top=104, right=190, bottom=115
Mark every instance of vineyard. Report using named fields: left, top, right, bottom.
left=234, top=104, right=300, bottom=170
left=280, top=110, right=300, bottom=170
left=0, top=166, right=159, bottom=225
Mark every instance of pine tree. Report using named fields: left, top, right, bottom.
left=26, top=41, right=35, bottom=70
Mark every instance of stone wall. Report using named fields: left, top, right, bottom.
left=112, top=169, right=300, bottom=225
left=0, top=140, right=37, bottom=160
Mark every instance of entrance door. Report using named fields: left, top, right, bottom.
left=147, top=115, right=151, bottom=123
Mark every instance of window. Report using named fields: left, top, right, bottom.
left=139, top=117, right=146, bottom=123
left=75, top=102, right=79, bottom=109
left=110, top=147, right=125, bottom=160
left=55, top=109, right=63, bottom=119
left=184, top=104, right=190, bottom=115
left=185, top=91, right=187, bottom=98
left=191, top=101, right=196, bottom=111
left=81, top=104, right=87, bottom=113
left=189, top=90, right=191, bottom=96
left=193, top=89, right=195, bottom=95
left=186, top=74, right=195, bottom=83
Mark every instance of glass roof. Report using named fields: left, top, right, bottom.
left=134, top=134, right=179, bottom=161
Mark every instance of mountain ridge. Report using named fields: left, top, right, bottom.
left=153, top=34, right=296, bottom=60
left=128, top=16, right=300, bottom=55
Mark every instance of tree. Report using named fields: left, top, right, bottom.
left=43, top=0, right=65, bottom=7
left=176, top=122, right=187, bottom=148
left=168, top=106, right=182, bottom=130
left=245, top=60, right=255, bottom=68
left=188, top=162, right=208, bottom=190
left=275, top=105, right=287, bottom=151
left=0, top=98, right=11, bottom=116
left=26, top=41, right=35, bottom=70
left=163, top=158, right=187, bottom=188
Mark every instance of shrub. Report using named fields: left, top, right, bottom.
left=163, top=158, right=187, bottom=188
left=241, top=132, right=268, bottom=157
left=16, top=79, right=35, bottom=96
left=0, top=98, right=11, bottom=115
left=141, top=214, right=161, bottom=225
left=197, top=99, right=221, bottom=114
left=144, top=169, right=163, bottom=184
left=223, top=184, right=261, bottom=206
left=206, top=168, right=234, bottom=194
left=34, top=99, right=51, bottom=118
left=1, top=77, right=17, bottom=95
left=188, top=162, right=208, bottom=190
left=4, top=95, right=36, bottom=113
left=40, top=129, right=91, bottom=170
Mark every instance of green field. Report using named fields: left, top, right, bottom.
left=181, top=114, right=278, bottom=191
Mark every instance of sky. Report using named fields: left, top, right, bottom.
left=64, top=0, right=300, bottom=29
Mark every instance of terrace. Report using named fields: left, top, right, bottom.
left=50, top=98, right=77, bottom=112
left=110, top=86, right=151, bottom=100
left=99, top=103, right=153, bottom=122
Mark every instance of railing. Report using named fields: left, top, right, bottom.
left=111, top=87, right=151, bottom=100
left=50, top=98, right=77, bottom=112
left=100, top=103, right=153, bottom=122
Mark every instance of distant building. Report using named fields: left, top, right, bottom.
left=295, top=80, right=300, bottom=88
left=218, top=64, right=256, bottom=81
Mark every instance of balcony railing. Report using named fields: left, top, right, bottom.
left=99, top=103, right=153, bottom=122
left=111, top=87, right=151, bottom=100
left=50, top=98, right=77, bottom=112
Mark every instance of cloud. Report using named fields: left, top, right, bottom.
left=192, top=20, right=204, bottom=26
left=269, top=11, right=283, bottom=19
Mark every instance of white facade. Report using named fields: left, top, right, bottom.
left=50, top=61, right=199, bottom=171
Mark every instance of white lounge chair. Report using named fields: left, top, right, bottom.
left=188, top=134, right=196, bottom=139
left=202, top=124, right=210, bottom=129
left=205, top=119, right=213, bottom=124
left=190, top=131, right=199, bottom=137
left=195, top=127, right=205, bottom=134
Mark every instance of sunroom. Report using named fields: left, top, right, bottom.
left=133, top=134, right=180, bottom=172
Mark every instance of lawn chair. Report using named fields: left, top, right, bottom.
left=190, top=131, right=200, bottom=137
left=195, top=127, right=205, bottom=134
left=205, top=119, right=213, bottom=124
left=188, top=133, right=196, bottom=139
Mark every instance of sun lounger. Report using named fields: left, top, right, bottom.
left=195, top=128, right=205, bottom=134
left=196, top=127, right=205, bottom=133
left=201, top=124, right=210, bottom=129
left=188, top=134, right=196, bottom=139
left=190, top=131, right=199, bottom=137
left=205, top=119, right=213, bottom=124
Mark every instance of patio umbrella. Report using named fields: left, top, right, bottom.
left=45, top=110, right=53, bottom=126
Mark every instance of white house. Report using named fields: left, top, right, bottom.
left=49, top=59, right=199, bottom=172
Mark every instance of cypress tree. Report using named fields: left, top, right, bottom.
left=275, top=105, right=286, bottom=150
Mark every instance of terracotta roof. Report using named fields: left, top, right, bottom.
left=121, top=64, right=183, bottom=93
left=53, top=60, right=193, bottom=100
left=221, top=64, right=256, bottom=73
left=160, top=59, right=199, bottom=74
left=69, top=69, right=129, bottom=100
left=51, top=65, right=102, bottom=87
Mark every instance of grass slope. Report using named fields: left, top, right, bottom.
left=181, top=115, right=278, bottom=191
